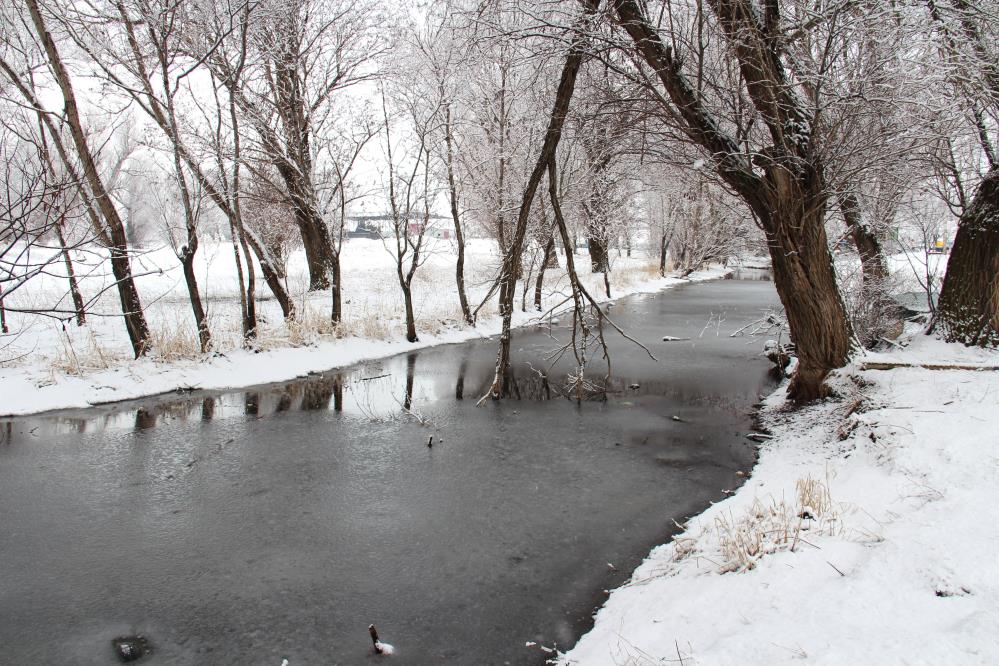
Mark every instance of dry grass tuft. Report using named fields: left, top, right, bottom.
left=712, top=474, right=841, bottom=573
left=50, top=328, right=124, bottom=375
left=667, top=474, right=845, bottom=575
left=148, top=324, right=202, bottom=362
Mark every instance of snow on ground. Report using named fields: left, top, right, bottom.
left=561, top=330, right=999, bottom=665
left=0, top=237, right=723, bottom=415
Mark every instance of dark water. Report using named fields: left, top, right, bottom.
left=0, top=278, right=778, bottom=665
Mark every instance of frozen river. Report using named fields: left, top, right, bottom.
left=0, top=276, right=778, bottom=664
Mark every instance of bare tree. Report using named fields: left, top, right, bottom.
left=610, top=0, right=854, bottom=401
left=21, top=0, right=151, bottom=357
left=213, top=0, right=384, bottom=306
left=380, top=88, right=437, bottom=343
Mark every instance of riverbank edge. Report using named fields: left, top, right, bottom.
left=0, top=267, right=730, bottom=418
left=559, top=331, right=999, bottom=665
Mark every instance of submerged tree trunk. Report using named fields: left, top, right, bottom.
left=26, top=0, right=150, bottom=357
left=933, top=167, right=999, bottom=346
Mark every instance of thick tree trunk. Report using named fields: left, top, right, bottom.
left=180, top=249, right=211, bottom=352
left=933, top=167, right=999, bottom=346
left=26, top=0, right=150, bottom=358
left=765, top=198, right=853, bottom=402
left=613, top=0, right=853, bottom=401
left=295, top=208, right=335, bottom=291
left=588, top=234, right=609, bottom=273
left=0, top=297, right=8, bottom=333
left=55, top=219, right=86, bottom=326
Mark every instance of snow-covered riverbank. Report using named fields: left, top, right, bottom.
left=562, top=331, right=999, bottom=665
left=0, top=238, right=727, bottom=415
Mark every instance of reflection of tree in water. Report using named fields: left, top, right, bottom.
left=244, top=393, right=259, bottom=416
left=201, top=397, right=215, bottom=421
left=302, top=374, right=340, bottom=411
left=404, top=353, right=416, bottom=412
left=275, top=391, right=293, bottom=412
left=134, top=408, right=157, bottom=430
left=455, top=356, right=468, bottom=400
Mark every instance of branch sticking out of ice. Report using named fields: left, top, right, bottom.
left=369, top=625, right=394, bottom=656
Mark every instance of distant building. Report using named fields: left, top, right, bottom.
left=346, top=213, right=453, bottom=240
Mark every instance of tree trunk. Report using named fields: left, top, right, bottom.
left=840, top=192, right=888, bottom=286
left=0, top=297, right=8, bottom=333
left=933, top=167, right=999, bottom=346
left=180, top=249, right=211, bottom=352
left=588, top=234, right=609, bottom=273
left=534, top=237, right=556, bottom=311
left=296, top=207, right=335, bottom=291
left=227, top=225, right=250, bottom=337
left=108, top=246, right=150, bottom=357
left=242, top=228, right=294, bottom=320
left=55, top=218, right=86, bottom=326
left=445, top=106, right=472, bottom=325
left=330, top=254, right=343, bottom=326
left=26, top=0, right=150, bottom=358
left=659, top=232, right=671, bottom=277
left=402, top=281, right=418, bottom=343
left=765, top=199, right=853, bottom=402
left=487, top=1, right=597, bottom=400
left=839, top=191, right=899, bottom=347
left=612, top=0, right=853, bottom=401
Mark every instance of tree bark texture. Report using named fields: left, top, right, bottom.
left=933, top=167, right=999, bottom=346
